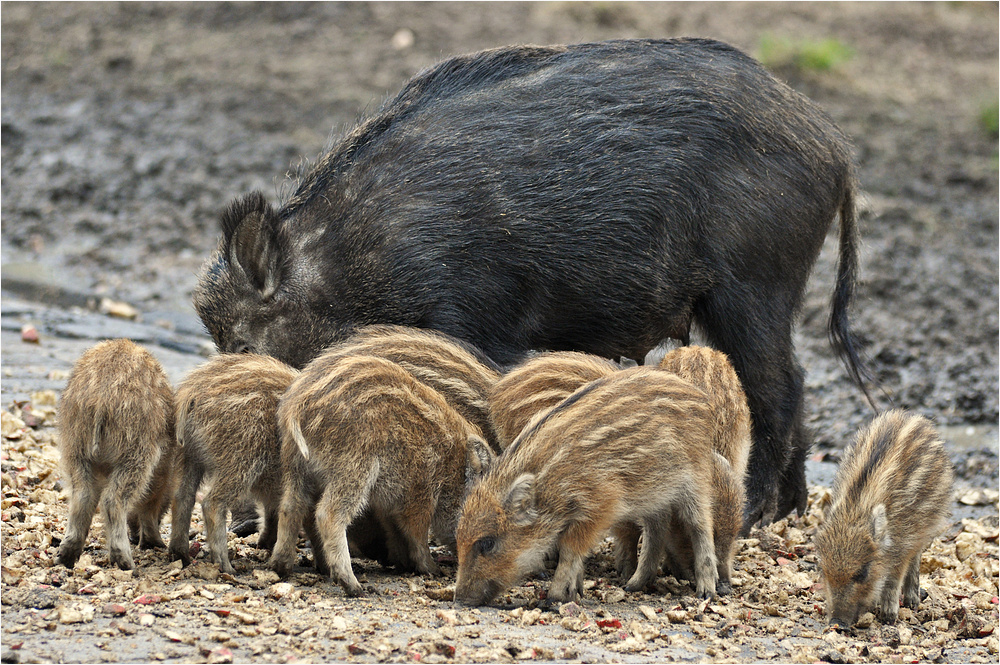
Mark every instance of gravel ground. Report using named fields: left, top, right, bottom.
left=1, top=2, right=997, bottom=663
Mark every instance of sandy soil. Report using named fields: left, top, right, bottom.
left=1, top=2, right=997, bottom=663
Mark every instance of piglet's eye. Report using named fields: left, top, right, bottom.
left=851, top=563, right=870, bottom=584
left=475, top=537, right=498, bottom=556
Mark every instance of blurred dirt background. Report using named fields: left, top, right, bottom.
left=1, top=2, right=997, bottom=663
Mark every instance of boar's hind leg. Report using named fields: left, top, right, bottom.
left=696, top=291, right=806, bottom=533
left=58, top=464, right=103, bottom=569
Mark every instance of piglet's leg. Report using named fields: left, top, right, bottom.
left=315, top=487, right=364, bottom=597
left=625, top=516, right=669, bottom=592
left=550, top=519, right=607, bottom=602
left=58, top=464, right=102, bottom=569
left=169, top=460, right=203, bottom=566
left=202, top=489, right=234, bottom=575
left=878, top=561, right=907, bottom=623
left=612, top=522, right=641, bottom=582
left=269, top=481, right=311, bottom=577
left=901, top=554, right=922, bottom=609
left=548, top=545, right=586, bottom=603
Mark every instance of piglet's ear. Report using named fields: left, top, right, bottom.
left=871, top=503, right=891, bottom=552
left=221, top=191, right=283, bottom=299
left=504, top=473, right=537, bottom=526
left=465, top=434, right=495, bottom=484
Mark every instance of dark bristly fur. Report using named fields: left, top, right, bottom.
left=169, top=354, right=314, bottom=575
left=193, top=38, right=872, bottom=531
left=269, top=354, right=493, bottom=596
left=57, top=339, right=176, bottom=571
left=816, top=410, right=953, bottom=626
left=455, top=367, right=718, bottom=606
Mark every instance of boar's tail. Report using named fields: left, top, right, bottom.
left=289, top=416, right=309, bottom=461
left=829, top=182, right=881, bottom=412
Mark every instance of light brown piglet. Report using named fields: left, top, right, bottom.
left=56, top=339, right=176, bottom=571
left=816, top=409, right=953, bottom=626
left=169, top=353, right=320, bottom=575
left=455, top=367, right=718, bottom=606
left=320, top=324, right=503, bottom=451
left=653, top=345, right=750, bottom=594
left=488, top=351, right=620, bottom=449
left=269, top=354, right=493, bottom=596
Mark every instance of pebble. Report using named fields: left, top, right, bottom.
left=20, top=324, right=39, bottom=344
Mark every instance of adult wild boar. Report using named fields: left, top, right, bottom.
left=194, top=38, right=871, bottom=529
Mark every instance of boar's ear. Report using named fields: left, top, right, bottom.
left=221, top=191, right=283, bottom=299
left=504, top=473, right=537, bottom=526
left=465, top=434, right=495, bottom=483
left=870, top=503, right=891, bottom=552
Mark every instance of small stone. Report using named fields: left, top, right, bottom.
left=1, top=413, right=26, bottom=440
left=954, top=532, right=982, bottom=562
left=139, top=613, right=155, bottom=627
left=20, top=325, right=39, bottom=344
left=267, top=582, right=297, bottom=600
left=101, top=604, right=126, bottom=616
left=638, top=605, right=658, bottom=622
left=665, top=609, right=689, bottom=623
left=252, top=569, right=279, bottom=585
left=559, top=601, right=582, bottom=617
left=435, top=609, right=459, bottom=626
left=132, top=594, right=161, bottom=605
left=425, top=586, right=454, bottom=601
left=98, top=298, right=139, bottom=320
left=230, top=610, right=257, bottom=625
left=207, top=647, right=233, bottom=664
left=855, top=612, right=875, bottom=628
left=520, top=608, right=543, bottom=626
left=164, top=630, right=195, bottom=645
left=58, top=606, right=86, bottom=624
left=601, top=587, right=626, bottom=603
left=391, top=28, right=415, bottom=50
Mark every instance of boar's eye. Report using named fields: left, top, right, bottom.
left=851, top=562, right=870, bottom=584
left=475, top=536, right=498, bottom=556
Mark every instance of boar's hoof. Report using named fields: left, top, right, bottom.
left=716, top=579, right=732, bottom=596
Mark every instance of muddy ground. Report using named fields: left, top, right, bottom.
left=1, top=2, right=997, bottom=663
